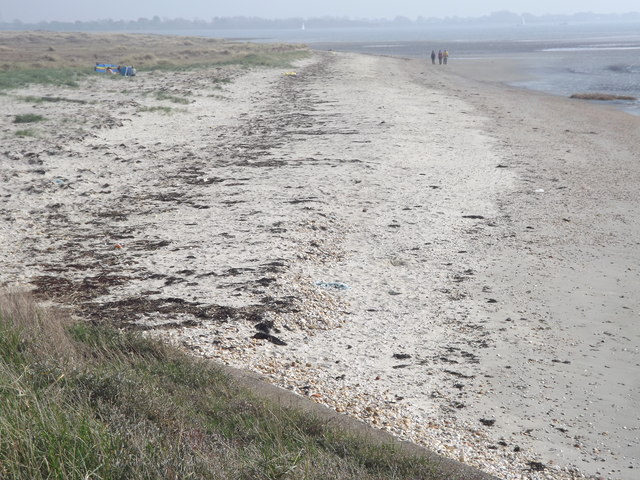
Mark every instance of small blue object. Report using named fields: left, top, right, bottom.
left=94, top=63, right=136, bottom=76
left=315, top=281, right=350, bottom=290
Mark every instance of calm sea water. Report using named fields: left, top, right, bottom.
left=146, top=23, right=640, bottom=115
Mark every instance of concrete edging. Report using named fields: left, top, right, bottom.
left=222, top=363, right=500, bottom=480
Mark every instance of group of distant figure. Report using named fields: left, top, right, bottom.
left=430, top=50, right=449, bottom=65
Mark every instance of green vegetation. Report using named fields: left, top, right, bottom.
left=0, top=292, right=448, bottom=480
left=19, top=95, right=88, bottom=104
left=143, top=50, right=310, bottom=73
left=212, top=78, right=233, bottom=90
left=0, top=68, right=92, bottom=91
left=15, top=129, right=37, bottom=137
left=0, top=32, right=309, bottom=92
left=138, top=105, right=175, bottom=114
left=232, top=51, right=310, bottom=68
left=1, top=31, right=309, bottom=92
left=155, top=91, right=191, bottom=104
left=0, top=51, right=307, bottom=93
left=13, top=113, right=46, bottom=123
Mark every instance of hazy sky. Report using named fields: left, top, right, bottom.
left=1, top=0, right=639, bottom=23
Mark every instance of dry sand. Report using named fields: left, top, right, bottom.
left=1, top=49, right=639, bottom=480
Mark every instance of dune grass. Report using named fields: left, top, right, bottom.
left=135, top=50, right=309, bottom=73
left=13, top=113, right=46, bottom=123
left=0, top=51, right=308, bottom=91
left=138, top=105, right=176, bottom=114
left=155, top=91, right=191, bottom=104
left=14, top=128, right=37, bottom=137
left=214, top=50, right=309, bottom=68
left=0, top=68, right=92, bottom=90
left=0, top=291, right=452, bottom=480
left=18, top=95, right=89, bottom=104
left=0, top=31, right=309, bottom=92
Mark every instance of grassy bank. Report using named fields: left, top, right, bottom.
left=0, top=292, right=459, bottom=480
left=0, top=31, right=308, bottom=90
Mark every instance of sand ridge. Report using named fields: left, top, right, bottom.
left=1, top=51, right=638, bottom=479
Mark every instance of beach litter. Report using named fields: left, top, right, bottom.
left=315, top=281, right=349, bottom=290
left=53, top=178, right=71, bottom=188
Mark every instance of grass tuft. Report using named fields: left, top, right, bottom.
left=15, top=129, right=37, bottom=137
left=19, top=95, right=88, bottom=104
left=155, top=91, right=191, bottom=104
left=138, top=106, right=176, bottom=114
left=14, top=113, right=45, bottom=123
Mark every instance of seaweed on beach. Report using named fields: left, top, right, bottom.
left=570, top=92, right=637, bottom=101
left=31, top=274, right=130, bottom=302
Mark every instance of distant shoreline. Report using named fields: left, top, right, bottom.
left=308, top=39, right=640, bottom=116
left=2, top=11, right=639, bottom=33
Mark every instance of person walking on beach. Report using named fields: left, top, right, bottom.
left=443, top=50, right=449, bottom=65
left=430, top=50, right=436, bottom=64
left=437, top=50, right=443, bottom=65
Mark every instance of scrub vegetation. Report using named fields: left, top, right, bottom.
left=13, top=113, right=46, bottom=123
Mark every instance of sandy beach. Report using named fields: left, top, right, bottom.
left=1, top=45, right=639, bottom=480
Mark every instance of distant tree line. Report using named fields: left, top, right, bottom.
left=1, top=10, right=639, bottom=31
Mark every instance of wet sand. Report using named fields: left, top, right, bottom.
left=1, top=50, right=639, bottom=479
